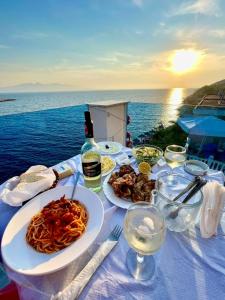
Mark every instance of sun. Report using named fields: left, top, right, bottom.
left=170, top=49, right=202, bottom=74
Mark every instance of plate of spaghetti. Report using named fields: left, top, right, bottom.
left=1, top=185, right=104, bottom=276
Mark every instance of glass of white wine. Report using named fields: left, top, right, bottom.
left=164, top=144, right=186, bottom=168
left=123, top=202, right=166, bottom=281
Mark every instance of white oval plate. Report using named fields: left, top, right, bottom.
left=78, top=156, right=116, bottom=177
left=1, top=185, right=104, bottom=276
left=98, top=141, right=122, bottom=155
left=103, top=174, right=133, bottom=209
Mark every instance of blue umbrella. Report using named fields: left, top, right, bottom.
left=177, top=116, right=225, bottom=137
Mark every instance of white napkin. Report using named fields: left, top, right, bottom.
left=52, top=206, right=118, bottom=300
left=200, top=181, right=225, bottom=238
left=53, top=240, right=117, bottom=300
left=0, top=165, right=56, bottom=206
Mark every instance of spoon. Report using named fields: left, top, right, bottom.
left=167, top=179, right=207, bottom=219
left=71, top=171, right=80, bottom=199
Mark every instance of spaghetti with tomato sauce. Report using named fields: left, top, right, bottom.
left=26, top=195, right=88, bottom=254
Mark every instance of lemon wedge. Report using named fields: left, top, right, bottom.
left=138, top=162, right=151, bottom=175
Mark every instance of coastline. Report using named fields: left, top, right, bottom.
left=0, top=98, right=16, bottom=103
left=0, top=89, right=193, bottom=183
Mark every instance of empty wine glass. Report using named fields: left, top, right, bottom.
left=164, top=144, right=186, bottom=168
left=123, top=202, right=166, bottom=281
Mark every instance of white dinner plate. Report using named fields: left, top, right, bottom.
left=103, top=174, right=133, bottom=209
left=98, top=141, right=122, bottom=155
left=78, top=156, right=116, bottom=177
left=1, top=185, right=104, bottom=276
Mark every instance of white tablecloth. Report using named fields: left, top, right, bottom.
left=1, top=147, right=225, bottom=300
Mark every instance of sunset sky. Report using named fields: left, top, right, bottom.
left=0, top=0, right=225, bottom=90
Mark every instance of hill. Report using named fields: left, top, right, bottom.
left=184, top=79, right=225, bottom=105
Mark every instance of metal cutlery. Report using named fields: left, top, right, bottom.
left=181, top=178, right=207, bottom=204
left=163, top=176, right=201, bottom=213
left=172, top=176, right=201, bottom=202
left=71, top=171, right=80, bottom=199
left=168, top=179, right=207, bottom=219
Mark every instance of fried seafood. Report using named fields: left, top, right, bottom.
left=118, top=165, right=135, bottom=176
left=108, top=165, right=155, bottom=203
left=108, top=172, right=120, bottom=185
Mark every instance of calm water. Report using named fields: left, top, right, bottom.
left=0, top=88, right=194, bottom=183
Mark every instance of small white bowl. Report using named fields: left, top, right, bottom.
left=115, top=153, right=131, bottom=166
left=184, top=160, right=209, bottom=176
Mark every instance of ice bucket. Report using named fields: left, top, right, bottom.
left=154, top=174, right=203, bottom=232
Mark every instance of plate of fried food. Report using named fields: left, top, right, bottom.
left=103, top=165, right=155, bottom=209
left=1, top=184, right=104, bottom=275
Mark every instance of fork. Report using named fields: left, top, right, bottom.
left=54, top=225, right=122, bottom=300
left=71, top=171, right=80, bottom=199
left=107, top=224, right=123, bottom=241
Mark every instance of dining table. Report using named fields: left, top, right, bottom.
left=0, top=146, right=225, bottom=300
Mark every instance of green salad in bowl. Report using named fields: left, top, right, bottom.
left=132, top=145, right=163, bottom=166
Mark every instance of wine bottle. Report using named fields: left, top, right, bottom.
left=81, top=111, right=102, bottom=192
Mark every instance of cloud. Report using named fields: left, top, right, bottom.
left=169, top=0, right=220, bottom=17
left=97, top=52, right=140, bottom=65
left=154, top=25, right=225, bottom=44
left=134, top=30, right=144, bottom=35
left=209, top=29, right=225, bottom=38
left=0, top=44, right=9, bottom=49
left=132, top=0, right=144, bottom=7
left=1, top=51, right=224, bottom=90
left=12, top=32, right=50, bottom=40
left=159, top=22, right=166, bottom=27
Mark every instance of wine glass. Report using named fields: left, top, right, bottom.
left=164, top=144, right=186, bottom=168
left=123, top=202, right=166, bottom=281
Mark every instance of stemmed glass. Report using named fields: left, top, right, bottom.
left=123, top=202, right=166, bottom=280
left=164, top=144, right=186, bottom=168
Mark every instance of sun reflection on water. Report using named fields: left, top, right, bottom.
left=161, top=88, right=184, bottom=125
left=167, top=88, right=184, bottom=106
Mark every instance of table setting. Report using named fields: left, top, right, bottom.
left=0, top=142, right=225, bottom=300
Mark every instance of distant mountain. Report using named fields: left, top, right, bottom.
left=0, top=82, right=74, bottom=93
left=184, top=79, right=225, bottom=105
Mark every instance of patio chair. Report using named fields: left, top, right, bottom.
left=207, top=156, right=225, bottom=173
left=202, top=143, right=217, bottom=159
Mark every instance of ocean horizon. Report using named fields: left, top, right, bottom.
left=0, top=88, right=194, bottom=183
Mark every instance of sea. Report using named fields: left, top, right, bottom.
left=0, top=88, right=194, bottom=183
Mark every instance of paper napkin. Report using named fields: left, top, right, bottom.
left=0, top=165, right=56, bottom=206
left=200, top=181, right=225, bottom=238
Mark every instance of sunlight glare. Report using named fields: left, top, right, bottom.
left=170, top=49, right=202, bottom=74
left=167, top=88, right=183, bottom=105
left=163, top=88, right=184, bottom=123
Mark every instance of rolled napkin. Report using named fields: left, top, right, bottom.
left=200, top=181, right=225, bottom=238
left=53, top=240, right=117, bottom=300
left=0, top=165, right=56, bottom=206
